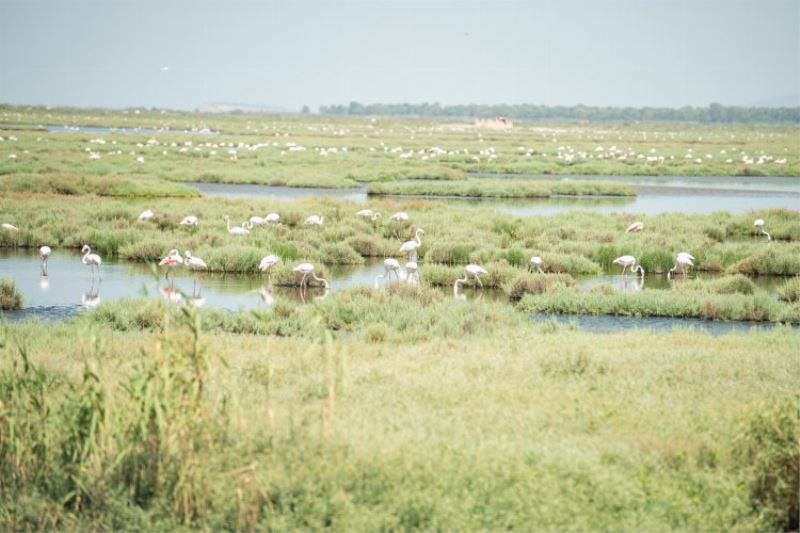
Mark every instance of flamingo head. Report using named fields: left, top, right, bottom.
left=184, top=250, right=192, bottom=258
left=81, top=244, right=90, bottom=254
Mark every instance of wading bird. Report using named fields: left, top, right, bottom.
left=375, top=258, right=401, bottom=287
left=668, top=252, right=695, bottom=279
left=612, top=255, right=643, bottom=276
left=39, top=245, right=52, bottom=276
left=184, top=250, right=208, bottom=296
left=1, top=223, right=18, bottom=231
left=529, top=255, right=544, bottom=273
left=625, top=221, right=644, bottom=233
left=753, top=218, right=771, bottom=241
left=304, top=215, right=324, bottom=226
left=357, top=209, right=382, bottom=221
left=159, top=249, right=184, bottom=287
left=249, top=215, right=267, bottom=226
left=265, top=213, right=281, bottom=224
left=399, top=228, right=424, bottom=261
left=224, top=215, right=251, bottom=236
left=390, top=211, right=410, bottom=238
left=405, top=261, right=419, bottom=285
left=293, top=262, right=329, bottom=291
left=138, top=209, right=155, bottom=222
left=259, top=254, right=280, bottom=283
left=81, top=245, right=102, bottom=280
left=179, top=215, right=199, bottom=226
left=454, top=264, right=489, bottom=291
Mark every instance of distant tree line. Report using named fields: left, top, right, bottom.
left=318, top=101, right=799, bottom=124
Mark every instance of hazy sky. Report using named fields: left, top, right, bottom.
left=0, top=0, right=798, bottom=110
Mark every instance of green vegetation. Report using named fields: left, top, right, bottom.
left=777, top=276, right=800, bottom=303
left=1, top=106, right=798, bottom=193
left=0, top=172, right=199, bottom=198
left=368, top=178, right=635, bottom=198
left=518, top=287, right=800, bottom=323
left=1, top=300, right=798, bottom=530
left=0, top=279, right=22, bottom=310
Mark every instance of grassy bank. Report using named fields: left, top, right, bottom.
left=1, top=300, right=798, bottom=531
left=518, top=287, right=800, bottom=323
left=367, top=178, right=635, bottom=198
left=1, top=194, right=798, bottom=277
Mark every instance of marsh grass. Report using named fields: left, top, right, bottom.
left=0, top=279, right=23, bottom=309
left=367, top=178, right=635, bottom=198
left=518, top=287, right=800, bottom=323
left=0, top=299, right=798, bottom=530
left=777, top=276, right=800, bottom=303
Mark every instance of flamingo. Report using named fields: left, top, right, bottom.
left=625, top=221, right=644, bottom=233
left=224, top=215, right=251, bottom=236
left=179, top=215, right=199, bottom=226
left=305, top=215, right=324, bottom=226
left=81, top=245, right=102, bottom=280
left=184, top=250, right=208, bottom=296
left=138, top=209, right=155, bottom=222
left=375, top=258, right=401, bottom=287
left=668, top=252, right=694, bottom=279
left=405, top=261, right=419, bottom=284
left=39, top=245, right=52, bottom=276
left=390, top=211, right=410, bottom=238
left=454, top=264, right=489, bottom=291
left=159, top=249, right=184, bottom=286
left=265, top=213, right=281, bottom=224
left=753, top=219, right=771, bottom=241
left=249, top=215, right=267, bottom=226
left=259, top=254, right=280, bottom=284
left=399, top=228, right=424, bottom=261
left=293, top=263, right=329, bottom=291
left=612, top=255, right=641, bottom=276
left=1, top=223, right=18, bottom=231
left=529, top=255, right=544, bottom=273
left=357, top=209, right=382, bottom=221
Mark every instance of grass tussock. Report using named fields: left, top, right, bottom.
left=0, top=279, right=23, bottom=310
left=777, top=276, right=800, bottom=303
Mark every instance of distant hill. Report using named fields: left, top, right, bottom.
left=319, top=102, right=800, bottom=124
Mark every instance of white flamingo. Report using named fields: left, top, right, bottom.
left=39, top=245, right=52, bottom=276
left=184, top=250, right=208, bottom=296
left=249, top=215, right=267, bottom=226
left=625, top=221, right=644, bottom=233
left=138, top=209, right=155, bottom=222
left=265, top=213, right=281, bottom=224
left=259, top=254, right=280, bottom=284
left=753, top=218, right=771, bottom=241
left=405, top=261, right=419, bottom=284
left=529, top=255, right=544, bottom=273
left=81, top=245, right=102, bottom=280
left=357, top=209, right=382, bottom=221
left=454, top=264, right=489, bottom=291
left=1, top=223, right=18, bottom=231
left=293, top=262, right=329, bottom=290
left=179, top=215, right=199, bottom=226
left=224, top=215, right=251, bottom=236
left=159, top=249, right=184, bottom=286
left=668, top=252, right=695, bottom=279
left=305, top=215, right=324, bottom=226
left=390, top=211, right=410, bottom=238
left=612, top=255, right=644, bottom=277
left=399, top=228, right=424, bottom=261
left=375, top=258, right=401, bottom=287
